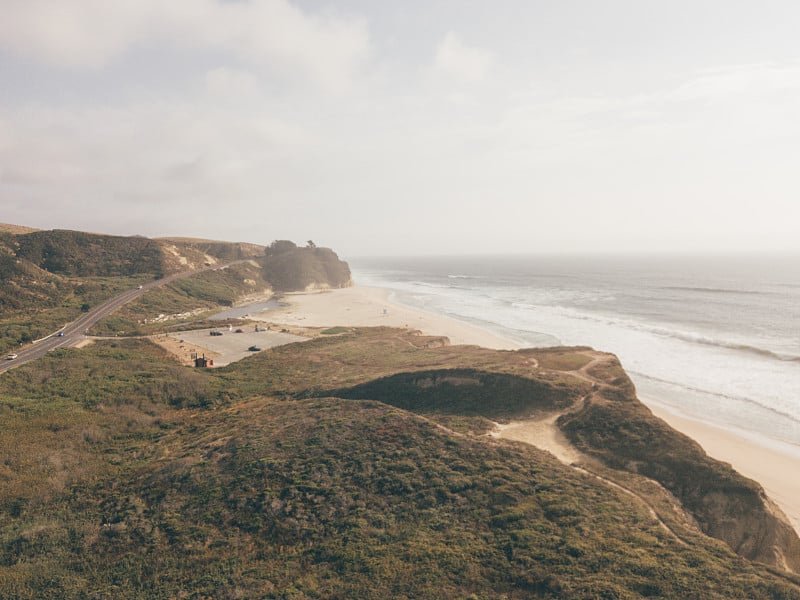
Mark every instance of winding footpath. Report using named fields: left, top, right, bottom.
left=492, top=351, right=692, bottom=547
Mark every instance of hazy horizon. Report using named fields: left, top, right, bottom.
left=3, top=1, right=800, bottom=256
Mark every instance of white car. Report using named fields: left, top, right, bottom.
left=5, top=353, right=18, bottom=360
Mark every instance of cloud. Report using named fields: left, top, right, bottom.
left=0, top=0, right=370, bottom=91
left=205, top=67, right=261, bottom=98
left=433, top=31, right=493, bottom=83
left=0, top=99, right=315, bottom=213
left=0, top=0, right=152, bottom=69
left=663, top=62, right=800, bottom=103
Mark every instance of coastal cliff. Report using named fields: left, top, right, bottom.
left=318, top=334, right=800, bottom=575
left=557, top=355, right=800, bottom=573
left=261, top=240, right=352, bottom=291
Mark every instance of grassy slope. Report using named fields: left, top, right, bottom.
left=1, top=333, right=798, bottom=598
left=557, top=358, right=800, bottom=572
left=0, top=234, right=152, bottom=352
left=0, top=228, right=269, bottom=351
left=14, top=230, right=166, bottom=278
left=1, top=228, right=347, bottom=349
left=0, top=230, right=167, bottom=354
left=0, top=223, right=40, bottom=235
left=89, top=261, right=271, bottom=336
left=229, top=331, right=800, bottom=573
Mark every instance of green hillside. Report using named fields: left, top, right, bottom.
left=0, top=230, right=152, bottom=352
left=15, top=230, right=166, bottom=278
left=89, top=260, right=272, bottom=336
left=0, top=228, right=351, bottom=351
left=1, top=332, right=798, bottom=598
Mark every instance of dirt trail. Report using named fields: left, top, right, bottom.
left=566, top=350, right=613, bottom=387
left=574, top=465, right=689, bottom=546
left=491, top=408, right=583, bottom=464
left=491, top=349, right=608, bottom=463
left=491, top=351, right=692, bottom=547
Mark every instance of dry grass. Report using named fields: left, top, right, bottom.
left=0, top=223, right=40, bottom=234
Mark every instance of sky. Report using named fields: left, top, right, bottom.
left=2, top=0, right=800, bottom=257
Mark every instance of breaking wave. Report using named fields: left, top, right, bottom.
left=629, top=371, right=800, bottom=426
left=510, top=302, right=800, bottom=364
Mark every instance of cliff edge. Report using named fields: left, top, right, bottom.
left=556, top=354, right=800, bottom=573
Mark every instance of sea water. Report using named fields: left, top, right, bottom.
left=350, top=255, right=800, bottom=449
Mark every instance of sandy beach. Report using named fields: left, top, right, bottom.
left=645, top=399, right=800, bottom=534
left=253, top=285, right=800, bottom=535
left=254, top=286, right=521, bottom=349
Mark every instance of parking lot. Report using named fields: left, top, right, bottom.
left=166, top=326, right=307, bottom=366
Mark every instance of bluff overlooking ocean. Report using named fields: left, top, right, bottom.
left=352, top=254, right=800, bottom=451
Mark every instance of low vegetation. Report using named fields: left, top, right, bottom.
left=0, top=270, right=149, bottom=354
left=89, top=261, right=271, bottom=336
left=1, top=330, right=798, bottom=597
left=1, top=230, right=351, bottom=348
left=330, top=368, right=578, bottom=421
left=14, top=230, right=166, bottom=278
left=560, top=393, right=800, bottom=571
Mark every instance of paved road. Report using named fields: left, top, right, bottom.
left=0, top=260, right=252, bottom=375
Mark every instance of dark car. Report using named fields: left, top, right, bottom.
left=247, top=346, right=261, bottom=352
left=210, top=331, right=223, bottom=336
left=56, top=331, right=65, bottom=337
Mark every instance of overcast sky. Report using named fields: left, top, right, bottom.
left=2, top=1, right=800, bottom=256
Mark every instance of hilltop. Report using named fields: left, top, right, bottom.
left=0, top=223, right=40, bottom=235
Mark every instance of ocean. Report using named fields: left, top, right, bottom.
left=350, top=255, right=800, bottom=450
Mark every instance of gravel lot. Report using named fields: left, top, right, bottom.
left=167, top=327, right=307, bottom=366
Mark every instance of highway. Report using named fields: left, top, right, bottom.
left=0, top=260, right=252, bottom=375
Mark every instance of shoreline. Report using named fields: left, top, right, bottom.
left=255, top=286, right=521, bottom=350
left=644, top=397, right=800, bottom=534
left=252, top=285, right=800, bottom=535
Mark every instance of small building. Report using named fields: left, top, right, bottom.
left=194, top=355, right=214, bottom=368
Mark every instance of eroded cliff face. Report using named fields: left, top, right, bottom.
left=557, top=357, right=800, bottom=573
left=701, top=491, right=800, bottom=573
